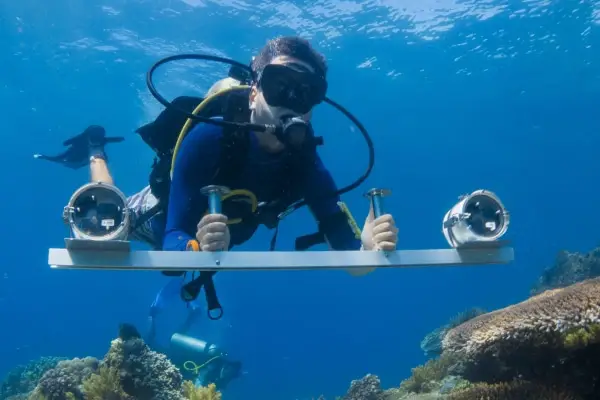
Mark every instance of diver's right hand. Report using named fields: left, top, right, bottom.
left=196, top=213, right=230, bottom=251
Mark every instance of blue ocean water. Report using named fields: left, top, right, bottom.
left=1, top=0, right=599, bottom=398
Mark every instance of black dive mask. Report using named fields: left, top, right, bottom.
left=258, top=64, right=327, bottom=115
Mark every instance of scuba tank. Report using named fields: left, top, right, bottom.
left=170, top=333, right=223, bottom=359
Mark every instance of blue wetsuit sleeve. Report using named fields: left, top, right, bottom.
left=302, top=154, right=362, bottom=250
left=162, top=123, right=222, bottom=251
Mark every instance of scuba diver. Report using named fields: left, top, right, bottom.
left=36, top=35, right=399, bottom=321
left=168, top=332, right=242, bottom=391
left=161, top=36, right=398, bottom=307
left=118, top=323, right=242, bottom=391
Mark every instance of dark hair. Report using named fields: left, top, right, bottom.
left=251, top=36, right=328, bottom=78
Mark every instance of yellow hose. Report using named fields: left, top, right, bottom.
left=170, top=85, right=251, bottom=177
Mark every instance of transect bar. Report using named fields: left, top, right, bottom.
left=48, top=239, right=514, bottom=271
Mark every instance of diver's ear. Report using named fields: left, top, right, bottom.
left=248, top=85, right=258, bottom=110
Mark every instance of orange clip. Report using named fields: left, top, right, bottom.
left=186, top=239, right=200, bottom=252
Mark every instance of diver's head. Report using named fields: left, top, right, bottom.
left=249, top=36, right=328, bottom=152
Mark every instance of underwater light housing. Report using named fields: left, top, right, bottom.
left=63, top=182, right=131, bottom=242
left=442, top=189, right=510, bottom=248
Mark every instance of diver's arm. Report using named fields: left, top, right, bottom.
left=303, top=155, right=384, bottom=276
left=303, top=154, right=362, bottom=251
left=162, top=124, right=222, bottom=251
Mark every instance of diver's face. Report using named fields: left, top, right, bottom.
left=249, top=56, right=315, bottom=126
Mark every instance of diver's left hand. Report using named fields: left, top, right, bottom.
left=360, top=203, right=398, bottom=252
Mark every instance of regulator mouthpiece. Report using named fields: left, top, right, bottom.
left=442, top=189, right=510, bottom=248
left=275, top=116, right=323, bottom=149
left=63, top=182, right=131, bottom=241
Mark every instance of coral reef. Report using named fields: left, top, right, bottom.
left=28, top=357, right=99, bottom=400
left=81, top=365, right=131, bottom=400
left=340, top=374, right=386, bottom=400
left=102, top=336, right=183, bottom=399
left=22, top=325, right=222, bottom=400
left=0, top=356, right=66, bottom=399
left=441, top=277, right=600, bottom=398
left=532, top=247, right=600, bottom=295
left=321, top=248, right=600, bottom=400
left=323, top=374, right=451, bottom=400
left=397, top=354, right=464, bottom=395
left=420, top=308, right=486, bottom=358
left=181, top=381, right=221, bottom=400
left=447, top=381, right=579, bottom=400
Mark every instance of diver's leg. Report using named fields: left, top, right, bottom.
left=146, top=276, right=186, bottom=344
left=89, top=156, right=114, bottom=185
left=88, top=127, right=114, bottom=184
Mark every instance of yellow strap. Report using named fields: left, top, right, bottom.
left=337, top=201, right=362, bottom=239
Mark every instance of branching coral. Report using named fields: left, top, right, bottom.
left=81, top=365, right=132, bottom=400
left=181, top=381, right=221, bottom=400
left=448, top=381, right=579, bottom=400
left=563, top=324, right=600, bottom=350
left=398, top=353, right=462, bottom=395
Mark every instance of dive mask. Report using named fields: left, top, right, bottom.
left=258, top=63, right=327, bottom=115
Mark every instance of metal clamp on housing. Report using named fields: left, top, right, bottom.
left=63, top=182, right=132, bottom=242
left=442, top=189, right=510, bottom=248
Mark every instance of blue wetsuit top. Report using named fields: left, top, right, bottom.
left=163, top=118, right=361, bottom=252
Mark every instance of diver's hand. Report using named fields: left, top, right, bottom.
left=344, top=204, right=398, bottom=277
left=360, top=203, right=398, bottom=252
left=196, top=213, right=230, bottom=251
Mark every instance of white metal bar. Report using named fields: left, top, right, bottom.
left=48, top=241, right=514, bottom=271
